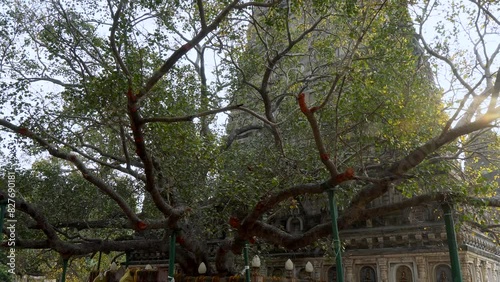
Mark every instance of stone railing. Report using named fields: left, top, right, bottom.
left=89, top=270, right=318, bottom=282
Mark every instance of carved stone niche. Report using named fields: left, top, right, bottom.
left=434, top=264, right=452, bottom=282
left=408, top=206, right=428, bottom=224
left=286, top=216, right=304, bottom=234
left=359, top=265, right=377, bottom=282
left=395, top=265, right=414, bottom=282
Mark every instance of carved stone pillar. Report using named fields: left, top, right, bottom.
left=475, top=259, right=483, bottom=282
left=377, top=258, right=388, bottom=282
left=345, top=259, right=353, bottom=282
left=460, top=261, right=472, bottom=282
left=481, top=261, right=488, bottom=282
left=416, top=256, right=427, bottom=282
left=485, top=262, right=491, bottom=281
left=459, top=256, right=469, bottom=282
left=312, top=260, right=322, bottom=281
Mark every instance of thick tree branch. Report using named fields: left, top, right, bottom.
left=10, top=238, right=167, bottom=256
left=244, top=192, right=500, bottom=250
left=108, top=0, right=132, bottom=82
left=469, top=0, right=500, bottom=26
left=0, top=119, right=143, bottom=228
left=389, top=110, right=500, bottom=177
left=138, top=0, right=241, bottom=101
left=260, top=16, right=327, bottom=122
left=21, top=77, right=81, bottom=88
left=125, top=88, right=186, bottom=224
left=225, top=124, right=264, bottom=149
left=120, top=124, right=133, bottom=170
left=142, top=104, right=243, bottom=124
left=239, top=182, right=326, bottom=240
left=54, top=135, right=146, bottom=182
left=234, top=0, right=280, bottom=9
left=26, top=218, right=170, bottom=231
left=196, top=0, right=207, bottom=29
left=343, top=108, right=500, bottom=218
left=80, top=139, right=144, bottom=169
left=417, top=31, right=474, bottom=94
left=15, top=197, right=60, bottom=242
left=298, top=93, right=339, bottom=177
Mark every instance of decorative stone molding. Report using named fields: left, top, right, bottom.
left=460, top=228, right=500, bottom=255
left=341, top=223, right=448, bottom=250
left=415, top=256, right=427, bottom=282
left=377, top=258, right=388, bottom=282
left=492, top=263, right=498, bottom=281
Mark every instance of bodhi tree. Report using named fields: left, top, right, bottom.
left=0, top=0, right=499, bottom=277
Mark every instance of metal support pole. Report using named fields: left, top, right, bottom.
left=442, top=203, right=463, bottom=282
left=61, top=258, right=68, bottom=282
left=168, top=231, right=177, bottom=282
left=125, top=251, right=130, bottom=268
left=243, top=242, right=251, bottom=282
left=328, top=189, right=344, bottom=282
left=97, top=251, right=102, bottom=273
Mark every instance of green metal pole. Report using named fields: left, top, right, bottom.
left=243, top=242, right=251, bottom=282
left=168, top=231, right=177, bottom=282
left=61, top=258, right=68, bottom=282
left=442, top=203, right=463, bottom=282
left=328, top=189, right=344, bottom=282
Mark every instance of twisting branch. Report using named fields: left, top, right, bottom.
left=235, top=0, right=281, bottom=9
left=120, top=124, right=132, bottom=170
left=14, top=197, right=60, bottom=242
left=344, top=106, right=500, bottom=217
left=22, top=77, right=81, bottom=88
left=243, top=190, right=433, bottom=250
left=108, top=0, right=132, bottom=83
left=241, top=182, right=326, bottom=231
left=196, top=0, right=207, bottom=29
left=53, top=135, right=146, bottom=182
left=0, top=119, right=144, bottom=229
left=487, top=67, right=500, bottom=112
left=142, top=104, right=244, bottom=124
left=125, top=87, right=187, bottom=225
left=259, top=16, right=327, bottom=122
left=416, top=25, right=492, bottom=129
left=468, top=0, right=500, bottom=25
left=298, top=93, right=339, bottom=177
left=389, top=107, right=500, bottom=177
left=417, top=32, right=474, bottom=94
left=237, top=106, right=277, bottom=126
left=26, top=218, right=171, bottom=231
left=138, top=0, right=242, bottom=101
left=314, top=74, right=343, bottom=112
left=225, top=124, right=264, bottom=149
left=79, top=140, right=143, bottom=168
left=246, top=191, right=500, bottom=250
left=12, top=237, right=167, bottom=256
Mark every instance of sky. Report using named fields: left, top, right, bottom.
left=409, top=0, right=499, bottom=114
left=1, top=0, right=499, bottom=169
